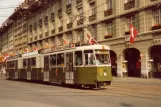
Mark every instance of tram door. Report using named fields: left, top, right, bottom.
left=65, top=52, right=74, bottom=84
left=44, top=56, right=50, bottom=81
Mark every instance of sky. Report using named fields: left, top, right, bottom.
left=0, top=0, right=24, bottom=26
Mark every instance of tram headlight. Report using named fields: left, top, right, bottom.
left=103, top=72, right=107, bottom=76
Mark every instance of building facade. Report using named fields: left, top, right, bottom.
left=0, top=0, right=161, bottom=78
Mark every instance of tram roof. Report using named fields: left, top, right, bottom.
left=75, top=45, right=110, bottom=50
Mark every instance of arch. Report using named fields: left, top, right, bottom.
left=110, top=50, right=117, bottom=76
left=149, top=45, right=161, bottom=78
left=123, top=48, right=141, bottom=77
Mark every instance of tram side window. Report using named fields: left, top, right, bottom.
left=7, top=62, right=10, bottom=68
left=23, top=59, right=27, bottom=67
left=28, top=59, right=30, bottom=68
left=11, top=61, right=15, bottom=68
left=75, top=51, right=83, bottom=66
left=50, top=55, right=56, bottom=67
left=57, top=53, right=64, bottom=67
left=84, top=50, right=94, bottom=65
left=31, top=57, right=36, bottom=66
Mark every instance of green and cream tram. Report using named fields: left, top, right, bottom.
left=5, top=45, right=112, bottom=88
left=42, top=45, right=112, bottom=88
left=6, top=55, right=19, bottom=79
left=19, top=51, right=44, bottom=81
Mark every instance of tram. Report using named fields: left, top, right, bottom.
left=6, top=45, right=112, bottom=88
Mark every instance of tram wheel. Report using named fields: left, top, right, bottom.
left=107, top=81, right=111, bottom=85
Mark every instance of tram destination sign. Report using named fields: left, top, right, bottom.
left=6, top=55, right=20, bottom=60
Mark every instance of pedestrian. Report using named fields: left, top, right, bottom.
left=122, top=66, right=127, bottom=77
left=2, top=66, right=6, bottom=77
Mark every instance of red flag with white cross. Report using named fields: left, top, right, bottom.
left=130, top=23, right=138, bottom=43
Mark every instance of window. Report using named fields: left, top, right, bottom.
left=57, top=53, right=64, bottom=66
left=89, top=25, right=97, bottom=39
left=89, top=3, right=96, bottom=16
left=153, top=8, right=161, bottom=25
left=66, top=0, right=71, bottom=5
left=67, top=13, right=72, bottom=24
left=34, top=22, right=37, bottom=30
left=59, top=17, right=63, bottom=27
left=51, top=12, right=55, bottom=22
left=31, top=57, right=36, bottom=66
left=125, top=15, right=135, bottom=31
left=75, top=51, right=83, bottom=66
left=29, top=25, right=32, bottom=32
left=28, top=59, right=30, bottom=68
left=39, top=19, right=42, bottom=27
left=50, top=55, right=57, bottom=66
left=77, top=30, right=84, bottom=42
left=67, top=33, right=73, bottom=43
left=105, top=0, right=112, bottom=10
left=44, top=16, right=48, bottom=25
left=51, top=20, right=55, bottom=30
left=23, top=59, right=27, bottom=67
left=10, top=61, right=15, bottom=68
left=95, top=50, right=110, bottom=65
left=84, top=50, right=95, bottom=65
left=124, top=0, right=133, bottom=3
left=78, top=7, right=83, bottom=19
left=58, top=0, right=62, bottom=8
left=106, top=22, right=113, bottom=35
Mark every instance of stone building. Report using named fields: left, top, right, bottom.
left=0, top=0, right=161, bottom=78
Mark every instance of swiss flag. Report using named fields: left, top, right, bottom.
left=130, top=23, right=138, bottom=43
left=33, top=45, right=38, bottom=51
left=45, top=42, right=51, bottom=48
left=3, top=53, right=9, bottom=61
left=62, top=37, right=69, bottom=45
left=86, top=33, right=97, bottom=45
left=24, top=48, right=29, bottom=53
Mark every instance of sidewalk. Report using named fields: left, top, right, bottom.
left=112, top=77, right=161, bottom=86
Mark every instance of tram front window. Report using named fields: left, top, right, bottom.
left=84, top=50, right=94, bottom=65
left=95, top=50, right=110, bottom=65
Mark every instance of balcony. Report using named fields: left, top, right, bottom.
left=104, top=34, right=112, bottom=39
left=89, top=14, right=96, bottom=22
left=104, top=9, right=112, bottom=17
left=67, top=23, right=72, bottom=29
left=124, top=0, right=135, bottom=10
left=151, top=24, right=161, bottom=30
left=59, top=26, right=63, bottom=32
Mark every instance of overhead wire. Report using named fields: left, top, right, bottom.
left=0, top=0, right=161, bottom=36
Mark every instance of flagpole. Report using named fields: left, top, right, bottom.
left=138, top=33, right=143, bottom=40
